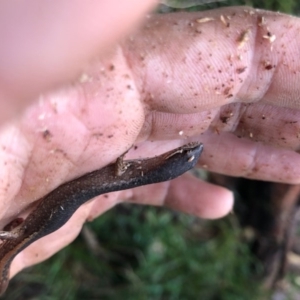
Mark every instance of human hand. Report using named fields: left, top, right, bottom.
left=1, top=4, right=300, bottom=279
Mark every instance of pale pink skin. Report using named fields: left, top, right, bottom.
left=0, top=1, right=299, bottom=278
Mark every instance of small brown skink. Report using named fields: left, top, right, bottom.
left=0, top=142, right=203, bottom=295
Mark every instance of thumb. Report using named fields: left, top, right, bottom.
left=165, top=173, right=233, bottom=219
left=0, top=0, right=157, bottom=124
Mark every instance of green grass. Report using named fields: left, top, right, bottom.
left=159, top=0, right=296, bottom=14
left=5, top=205, right=266, bottom=300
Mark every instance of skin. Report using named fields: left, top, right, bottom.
left=0, top=1, right=300, bottom=281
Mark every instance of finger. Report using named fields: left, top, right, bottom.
left=141, top=102, right=300, bottom=149
left=199, top=131, right=300, bottom=183
left=140, top=109, right=215, bottom=141
left=215, top=103, right=300, bottom=151
left=123, top=7, right=300, bottom=113
left=0, top=0, right=157, bottom=124
left=165, top=173, right=233, bottom=219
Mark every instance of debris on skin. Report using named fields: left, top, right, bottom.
left=42, top=129, right=52, bottom=142
left=263, top=61, right=274, bottom=70
left=236, top=67, right=247, bottom=74
left=263, top=31, right=276, bottom=43
left=79, top=73, right=91, bottom=83
left=220, top=111, right=233, bottom=124
left=237, top=29, right=250, bottom=49
left=223, top=86, right=233, bottom=97
left=220, top=15, right=229, bottom=27
left=258, top=16, right=266, bottom=27
left=196, top=17, right=214, bottom=23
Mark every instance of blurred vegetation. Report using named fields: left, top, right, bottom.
left=160, top=0, right=298, bottom=14
left=3, top=0, right=300, bottom=299
left=6, top=206, right=266, bottom=300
